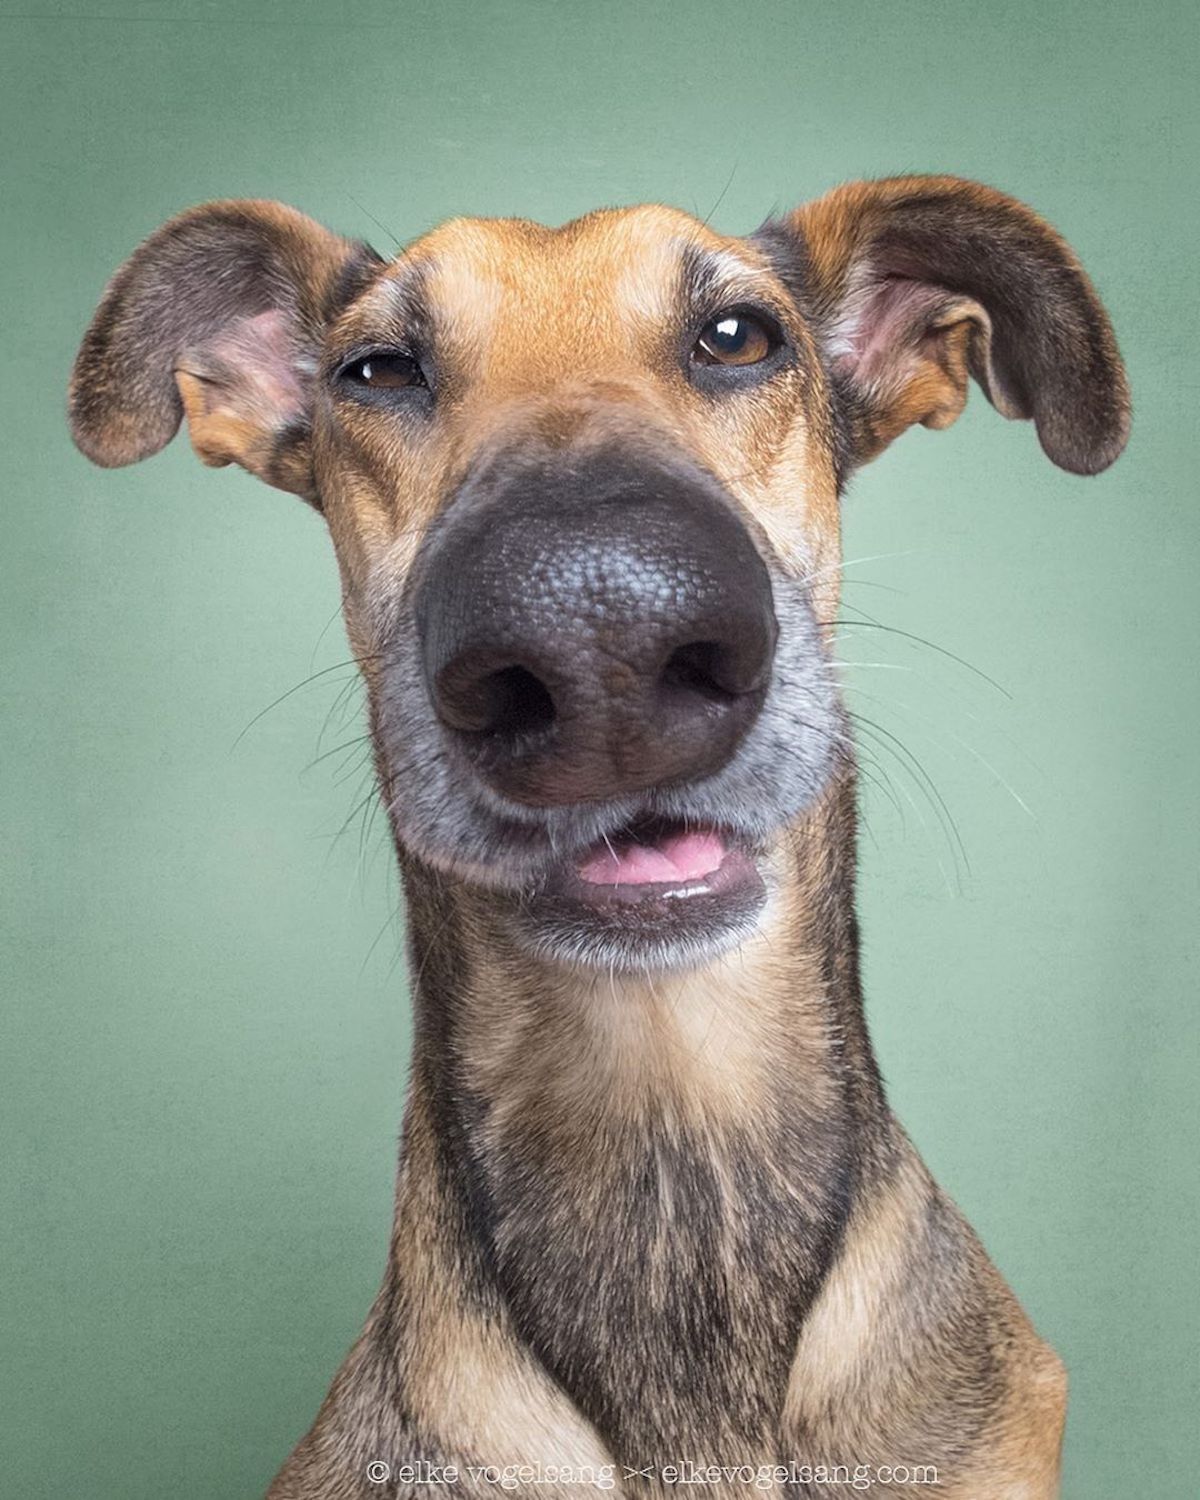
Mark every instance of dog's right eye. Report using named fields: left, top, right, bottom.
left=339, top=353, right=426, bottom=390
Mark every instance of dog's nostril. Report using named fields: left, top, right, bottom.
left=435, top=658, right=557, bottom=741
left=481, top=666, right=557, bottom=740
left=661, top=641, right=736, bottom=703
left=660, top=640, right=764, bottom=703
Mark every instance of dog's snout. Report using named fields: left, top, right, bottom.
left=416, top=452, right=777, bottom=807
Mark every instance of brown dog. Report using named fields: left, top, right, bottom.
left=69, top=177, right=1128, bottom=1498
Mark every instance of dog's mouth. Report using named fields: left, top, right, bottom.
left=513, top=814, right=769, bottom=970
left=554, top=815, right=760, bottom=904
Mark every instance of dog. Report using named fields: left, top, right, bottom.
left=69, top=175, right=1128, bottom=1498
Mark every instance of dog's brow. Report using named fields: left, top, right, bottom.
left=342, top=257, right=435, bottom=349
left=678, top=241, right=778, bottom=311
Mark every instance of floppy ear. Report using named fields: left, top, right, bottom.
left=757, top=175, right=1130, bottom=476
left=68, top=200, right=383, bottom=503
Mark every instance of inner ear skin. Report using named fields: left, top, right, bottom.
left=174, top=310, right=310, bottom=472
left=834, top=281, right=996, bottom=460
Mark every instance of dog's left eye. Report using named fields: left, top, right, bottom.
left=340, top=353, right=426, bottom=389
left=692, top=312, right=777, bottom=367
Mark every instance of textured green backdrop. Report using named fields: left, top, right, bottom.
left=2, top=1, right=1196, bottom=1496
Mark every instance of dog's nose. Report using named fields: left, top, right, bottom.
left=415, top=452, right=777, bottom=807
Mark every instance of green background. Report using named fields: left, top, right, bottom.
left=2, top=1, right=1196, bottom=1495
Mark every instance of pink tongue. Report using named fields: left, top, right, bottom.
left=577, top=828, right=727, bottom=887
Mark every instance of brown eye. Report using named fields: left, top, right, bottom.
left=693, top=312, right=776, bottom=367
left=343, top=353, right=425, bottom=389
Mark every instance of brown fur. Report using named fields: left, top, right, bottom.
left=68, top=177, right=1129, bottom=1497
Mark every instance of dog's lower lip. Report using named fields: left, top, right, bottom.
left=508, top=816, right=769, bottom=968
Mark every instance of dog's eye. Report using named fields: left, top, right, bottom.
left=341, top=353, right=426, bottom=389
left=693, top=312, right=777, bottom=367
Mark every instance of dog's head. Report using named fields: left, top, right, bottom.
left=69, top=178, right=1128, bottom=971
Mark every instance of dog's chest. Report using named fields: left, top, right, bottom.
left=479, top=1104, right=852, bottom=1464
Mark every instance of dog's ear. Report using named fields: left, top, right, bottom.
left=68, top=200, right=383, bottom=504
left=757, top=176, right=1129, bottom=476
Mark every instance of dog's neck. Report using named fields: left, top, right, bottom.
left=388, top=763, right=891, bottom=1460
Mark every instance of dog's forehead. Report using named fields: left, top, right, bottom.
left=403, top=203, right=767, bottom=290
left=339, top=205, right=782, bottom=357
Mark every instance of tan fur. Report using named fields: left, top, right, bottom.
left=459, top=881, right=836, bottom=1135
left=782, top=1140, right=1066, bottom=1495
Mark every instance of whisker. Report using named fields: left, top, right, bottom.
left=803, top=549, right=923, bottom=586
left=701, top=160, right=740, bottom=228
left=307, top=604, right=347, bottom=674
left=825, top=610, right=1010, bottom=698
left=232, top=654, right=379, bottom=750
left=849, top=711, right=970, bottom=890
left=316, top=671, right=367, bottom=757
left=345, top=193, right=404, bottom=250
left=302, top=734, right=372, bottom=774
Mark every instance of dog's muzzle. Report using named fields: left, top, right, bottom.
left=378, top=442, right=839, bottom=970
